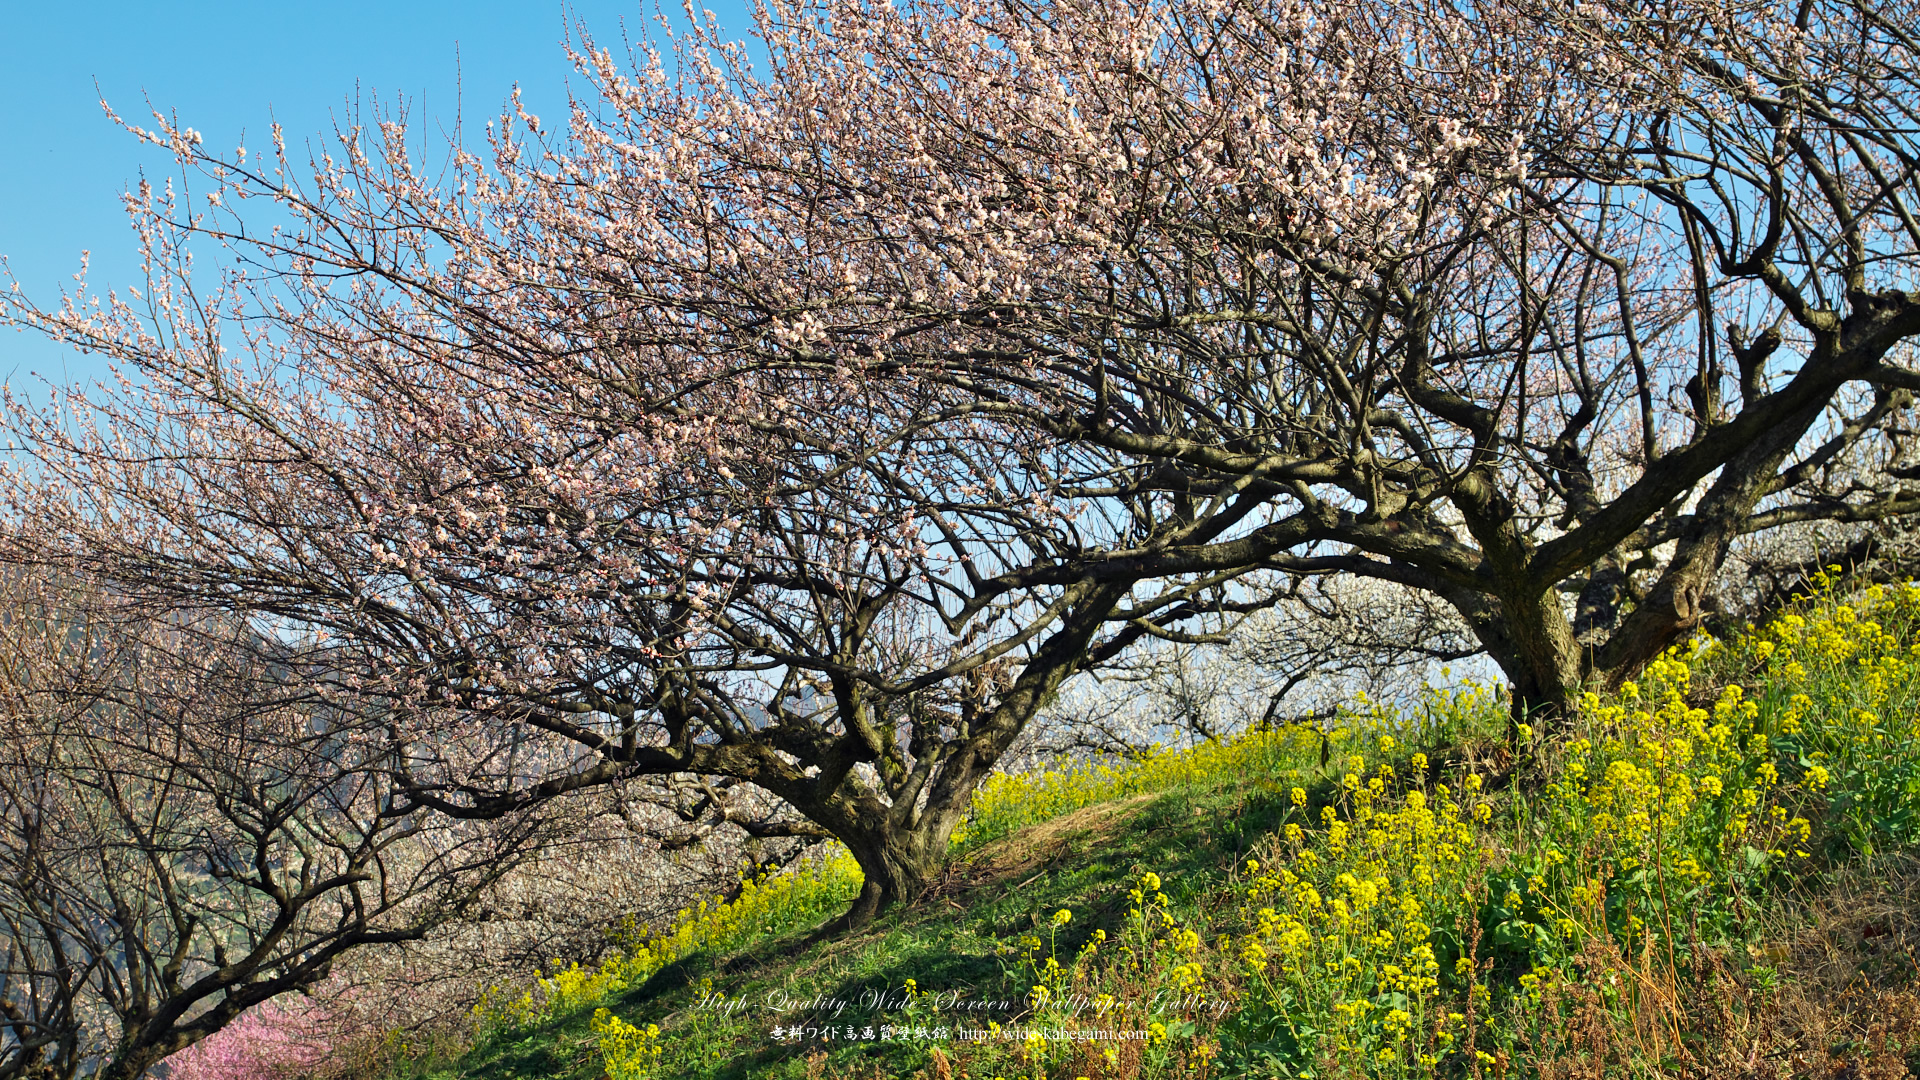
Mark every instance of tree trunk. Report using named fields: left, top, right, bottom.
left=1445, top=584, right=1584, bottom=731
left=813, top=795, right=968, bottom=935
left=803, top=582, right=1133, bottom=936
left=1497, top=592, right=1584, bottom=728
left=101, top=1044, right=164, bottom=1080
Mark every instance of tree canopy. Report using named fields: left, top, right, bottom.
left=5, top=0, right=1920, bottom=932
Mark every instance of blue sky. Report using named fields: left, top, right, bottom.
left=0, top=0, right=750, bottom=394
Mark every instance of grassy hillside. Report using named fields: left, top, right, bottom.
left=393, top=576, right=1920, bottom=1079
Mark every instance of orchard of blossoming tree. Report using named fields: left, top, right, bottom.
left=4, top=0, right=1920, bottom=1006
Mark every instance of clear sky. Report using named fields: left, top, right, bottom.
left=0, top=0, right=751, bottom=395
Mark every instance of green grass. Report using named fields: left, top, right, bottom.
left=421, top=795, right=1312, bottom=1077
left=384, top=577, right=1920, bottom=1080
left=393, top=705, right=1482, bottom=1080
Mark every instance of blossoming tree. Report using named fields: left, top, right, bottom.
left=6, top=0, right=1920, bottom=934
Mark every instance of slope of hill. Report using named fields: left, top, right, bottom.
left=392, top=576, right=1920, bottom=1080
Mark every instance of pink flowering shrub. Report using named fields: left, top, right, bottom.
left=162, top=994, right=349, bottom=1080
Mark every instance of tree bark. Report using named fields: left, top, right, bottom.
left=825, top=807, right=962, bottom=933
left=1440, top=584, right=1579, bottom=729
left=801, top=583, right=1132, bottom=933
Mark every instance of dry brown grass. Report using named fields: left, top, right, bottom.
left=1520, top=857, right=1920, bottom=1080
left=1771, top=854, right=1920, bottom=996
left=933, top=793, right=1157, bottom=899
